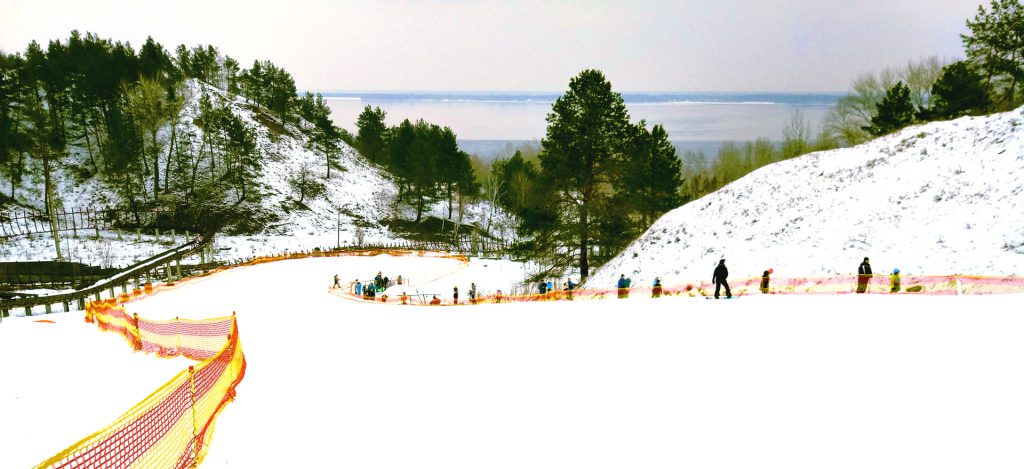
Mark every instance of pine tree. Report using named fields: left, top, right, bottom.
left=539, top=69, right=631, bottom=280
left=962, top=0, right=1024, bottom=109
left=864, top=82, right=915, bottom=136
left=619, top=123, right=683, bottom=227
left=922, top=61, right=992, bottom=120
left=356, top=105, right=388, bottom=164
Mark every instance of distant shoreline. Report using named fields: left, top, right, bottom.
left=317, top=91, right=844, bottom=106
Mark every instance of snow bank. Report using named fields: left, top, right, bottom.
left=590, top=108, right=1024, bottom=289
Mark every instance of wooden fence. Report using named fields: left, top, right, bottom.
left=0, top=207, right=180, bottom=239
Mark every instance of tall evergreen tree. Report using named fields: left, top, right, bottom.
left=618, top=123, right=683, bottom=227
left=539, top=69, right=631, bottom=280
left=356, top=105, right=389, bottom=164
left=962, top=0, right=1024, bottom=109
left=922, top=61, right=993, bottom=120
left=864, top=82, right=916, bottom=136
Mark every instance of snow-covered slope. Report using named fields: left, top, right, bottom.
left=590, top=108, right=1024, bottom=288
left=0, top=80, right=405, bottom=263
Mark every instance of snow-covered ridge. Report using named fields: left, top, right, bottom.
left=589, top=107, right=1024, bottom=288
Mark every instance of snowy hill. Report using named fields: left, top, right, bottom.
left=589, top=107, right=1024, bottom=288
left=0, top=79, right=516, bottom=266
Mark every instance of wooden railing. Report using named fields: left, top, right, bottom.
left=0, top=238, right=209, bottom=317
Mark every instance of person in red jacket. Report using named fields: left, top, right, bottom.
left=857, top=257, right=872, bottom=293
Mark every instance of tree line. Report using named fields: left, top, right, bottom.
left=354, top=106, right=478, bottom=224
left=0, top=31, right=353, bottom=253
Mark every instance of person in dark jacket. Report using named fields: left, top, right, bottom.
left=453, top=286, right=459, bottom=304
left=857, top=257, right=872, bottom=293
left=617, top=274, right=628, bottom=299
left=760, top=270, right=771, bottom=294
left=652, top=277, right=663, bottom=298
left=713, top=259, right=731, bottom=299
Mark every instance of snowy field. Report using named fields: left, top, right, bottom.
left=3, top=254, right=1024, bottom=468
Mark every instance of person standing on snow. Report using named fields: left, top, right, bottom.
left=355, top=280, right=362, bottom=295
left=469, top=283, right=477, bottom=303
left=760, top=270, right=771, bottom=294
left=453, top=286, right=459, bottom=304
left=857, top=257, right=872, bottom=293
left=538, top=280, right=548, bottom=298
left=712, top=259, right=731, bottom=299
left=333, top=274, right=340, bottom=289
left=890, top=268, right=901, bottom=293
left=617, top=274, right=628, bottom=299
left=652, top=277, right=663, bottom=298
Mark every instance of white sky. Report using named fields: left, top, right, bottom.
left=0, top=0, right=983, bottom=92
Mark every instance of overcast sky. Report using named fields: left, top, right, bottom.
left=0, top=0, right=984, bottom=92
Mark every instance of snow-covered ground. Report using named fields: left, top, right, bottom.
left=590, top=108, right=1024, bottom=289
left=4, top=254, right=1024, bottom=468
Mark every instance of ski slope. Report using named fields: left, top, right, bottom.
left=3, top=254, right=1024, bottom=468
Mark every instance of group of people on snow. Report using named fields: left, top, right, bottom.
left=336, top=256, right=904, bottom=305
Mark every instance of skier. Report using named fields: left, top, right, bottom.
left=565, top=278, right=575, bottom=301
left=355, top=280, right=362, bottom=296
left=333, top=274, right=340, bottom=289
left=760, top=269, right=771, bottom=294
left=652, top=277, right=663, bottom=298
left=367, top=283, right=376, bottom=300
left=857, top=257, right=872, bottom=293
left=384, top=276, right=390, bottom=289
left=712, top=259, right=731, bottom=299
left=374, top=272, right=384, bottom=290
left=495, top=290, right=504, bottom=303
left=547, top=281, right=553, bottom=298
left=469, top=283, right=477, bottom=303
left=617, top=274, right=628, bottom=299
left=890, top=268, right=901, bottom=293
left=538, top=280, right=548, bottom=299
left=430, top=295, right=441, bottom=305
left=453, top=286, right=459, bottom=304
left=401, top=292, right=409, bottom=305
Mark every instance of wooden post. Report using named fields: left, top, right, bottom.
left=63, top=302, right=69, bottom=312
left=171, top=228, right=176, bottom=243
left=109, top=286, right=116, bottom=298
left=77, top=298, right=85, bottom=310
left=69, top=208, right=78, bottom=238
left=165, top=263, right=173, bottom=282
left=175, top=258, right=182, bottom=279
left=45, top=303, right=52, bottom=314
left=94, top=292, right=101, bottom=301
left=136, top=228, right=141, bottom=242
left=155, top=228, right=160, bottom=243
left=25, top=306, right=32, bottom=316
left=146, top=270, right=152, bottom=285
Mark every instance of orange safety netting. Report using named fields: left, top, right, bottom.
left=37, top=301, right=245, bottom=468
left=332, top=273, right=1024, bottom=305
